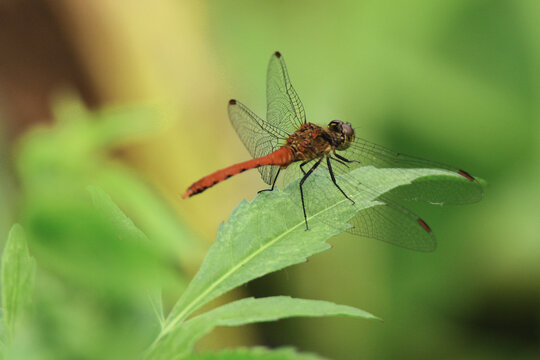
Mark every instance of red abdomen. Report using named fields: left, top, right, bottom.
left=182, top=147, right=294, bottom=198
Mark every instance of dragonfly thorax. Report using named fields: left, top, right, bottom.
left=284, top=123, right=330, bottom=161
left=285, top=121, right=355, bottom=162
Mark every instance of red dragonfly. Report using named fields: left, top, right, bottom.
left=183, top=52, right=483, bottom=251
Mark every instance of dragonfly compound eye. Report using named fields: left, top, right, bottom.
left=329, top=121, right=355, bottom=150
left=342, top=122, right=355, bottom=144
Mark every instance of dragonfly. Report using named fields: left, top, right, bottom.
left=183, top=52, right=483, bottom=251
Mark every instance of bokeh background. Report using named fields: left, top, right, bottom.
left=1, top=0, right=539, bottom=359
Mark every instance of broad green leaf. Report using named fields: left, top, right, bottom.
left=154, top=167, right=477, bottom=347
left=186, top=346, right=328, bottom=360
left=148, top=296, right=379, bottom=359
left=1, top=224, right=36, bottom=340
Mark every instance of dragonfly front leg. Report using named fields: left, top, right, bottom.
left=333, top=152, right=361, bottom=165
left=327, top=157, right=355, bottom=205
left=330, top=156, right=350, bottom=167
left=299, top=158, right=323, bottom=230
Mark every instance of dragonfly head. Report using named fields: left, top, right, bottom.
left=328, top=120, right=355, bottom=150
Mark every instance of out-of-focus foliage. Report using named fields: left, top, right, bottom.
left=0, top=98, right=204, bottom=359
left=17, top=98, right=201, bottom=271
left=189, top=347, right=328, bottom=360
left=2, top=224, right=35, bottom=342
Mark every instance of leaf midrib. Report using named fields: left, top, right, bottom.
left=156, top=189, right=361, bottom=343
left=158, top=215, right=303, bottom=339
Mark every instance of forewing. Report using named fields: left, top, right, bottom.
left=266, top=52, right=306, bottom=134
left=337, top=137, right=484, bottom=204
left=228, top=100, right=287, bottom=184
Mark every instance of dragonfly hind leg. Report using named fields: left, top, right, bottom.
left=299, top=160, right=312, bottom=175
left=258, top=168, right=281, bottom=193
left=326, top=157, right=355, bottom=205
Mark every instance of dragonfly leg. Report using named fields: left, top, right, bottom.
left=334, top=152, right=361, bottom=165
left=258, top=168, right=281, bottom=193
left=326, top=157, right=355, bottom=205
left=299, top=157, right=323, bottom=230
left=330, top=155, right=349, bottom=167
left=299, top=160, right=311, bottom=175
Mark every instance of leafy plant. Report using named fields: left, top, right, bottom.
left=1, top=97, right=483, bottom=358
left=1, top=224, right=36, bottom=349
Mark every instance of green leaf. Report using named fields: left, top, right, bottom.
left=1, top=224, right=36, bottom=340
left=148, top=296, right=379, bottom=359
left=150, top=167, right=472, bottom=351
left=163, top=167, right=472, bottom=329
left=187, top=346, right=328, bottom=360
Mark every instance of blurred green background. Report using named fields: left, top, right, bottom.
left=1, top=0, right=539, bottom=359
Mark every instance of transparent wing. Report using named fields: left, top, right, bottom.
left=228, top=100, right=288, bottom=184
left=331, top=159, right=436, bottom=251
left=266, top=52, right=306, bottom=134
left=284, top=158, right=436, bottom=251
left=346, top=195, right=436, bottom=252
left=337, top=137, right=484, bottom=204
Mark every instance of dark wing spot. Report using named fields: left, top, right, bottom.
left=417, top=218, right=432, bottom=232
left=239, top=168, right=247, bottom=173
left=225, top=174, right=232, bottom=179
left=275, top=51, right=281, bottom=58
left=229, top=99, right=237, bottom=105
left=458, top=169, right=475, bottom=181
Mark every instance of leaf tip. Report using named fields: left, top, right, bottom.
left=8, top=223, right=24, bottom=237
